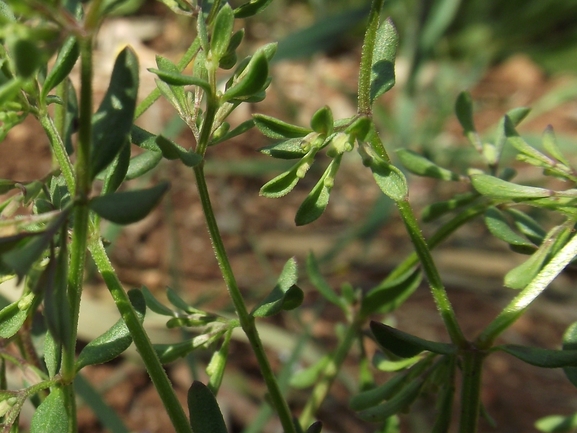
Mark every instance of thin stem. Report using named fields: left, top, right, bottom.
left=396, top=200, right=466, bottom=347
left=89, top=238, right=194, bottom=433
left=459, top=348, right=484, bottom=433
left=477, top=231, right=577, bottom=348
left=38, top=113, right=75, bottom=194
left=193, top=164, right=297, bottom=433
left=298, top=318, right=361, bottom=428
left=358, top=0, right=385, bottom=115
left=61, top=34, right=95, bottom=433
left=134, top=39, right=201, bottom=119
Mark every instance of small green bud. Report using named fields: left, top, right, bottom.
left=326, top=132, right=352, bottom=157
left=17, top=293, right=34, bottom=310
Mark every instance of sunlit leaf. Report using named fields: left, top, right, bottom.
left=397, top=149, right=461, bottom=181
left=41, top=36, right=79, bottom=102
left=370, top=18, right=398, bottom=102
left=471, top=174, right=551, bottom=200
left=252, top=257, right=303, bottom=317
left=30, top=387, right=69, bottom=433
left=253, top=113, right=311, bottom=139
left=187, top=381, right=228, bottom=433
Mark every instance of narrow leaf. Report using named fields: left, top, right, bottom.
left=89, top=181, right=170, bottom=225
left=357, top=377, right=425, bottom=422
left=91, top=47, right=139, bottom=178
left=252, top=257, right=303, bottom=317
left=497, top=344, right=577, bottom=368
left=306, top=252, right=343, bottom=307
left=253, top=113, right=311, bottom=139
left=290, top=356, right=330, bottom=389
left=505, top=208, right=546, bottom=245
left=233, top=0, right=274, bottom=18
left=148, top=68, right=211, bottom=94
left=75, top=289, right=146, bottom=371
left=187, top=381, right=228, bottom=433
left=562, top=322, right=577, bottom=388
left=260, top=164, right=301, bottom=198
left=505, top=116, right=553, bottom=167
left=470, top=174, right=551, bottom=200
left=535, top=414, right=577, bottom=433
left=484, top=207, right=535, bottom=250
left=350, top=372, right=409, bottom=411
left=371, top=321, right=455, bottom=358
left=310, top=105, right=333, bottom=135
left=125, top=150, right=163, bottom=180
left=370, top=18, right=398, bottom=102
left=421, top=193, right=478, bottom=222
left=543, top=125, right=571, bottom=166
left=223, top=49, right=270, bottom=101
left=0, top=298, right=31, bottom=338
left=369, top=156, right=408, bottom=202
left=141, top=286, right=176, bottom=316
left=41, top=36, right=79, bottom=102
left=397, top=149, right=461, bottom=181
left=361, top=268, right=422, bottom=316
left=210, top=4, right=234, bottom=61
left=155, top=135, right=202, bottom=167
left=259, top=138, right=309, bottom=159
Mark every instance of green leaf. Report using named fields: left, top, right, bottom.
left=43, top=235, right=72, bottom=347
left=102, top=143, right=130, bottom=194
left=210, top=119, right=255, bottom=145
left=0, top=296, right=33, bottom=338
left=148, top=68, right=211, bottom=94
left=295, top=156, right=340, bottom=226
left=306, top=252, right=343, bottom=308
left=153, top=55, right=187, bottom=115
left=41, top=36, right=79, bottom=102
left=310, top=106, right=333, bottom=135
left=505, top=208, right=546, bottom=245
left=421, top=193, right=478, bottom=222
left=0, top=77, right=23, bottom=106
left=543, top=125, right=571, bottom=166
left=369, top=155, right=408, bottom=202
left=535, top=414, right=577, bottom=433
left=373, top=352, right=422, bottom=372
left=75, top=289, right=146, bottom=371
left=141, top=286, right=176, bottom=317
left=206, top=330, right=232, bottom=394
left=233, top=0, right=274, bottom=18
left=484, top=207, right=535, bottom=250
left=187, top=381, right=228, bottom=433
left=223, top=49, right=270, bottom=101
left=9, top=37, right=42, bottom=78
left=131, top=125, right=161, bottom=152
left=89, top=181, right=170, bottom=225
left=396, top=149, right=461, bottom=181
left=306, top=421, right=323, bottom=433
left=562, top=322, right=577, bottom=388
left=259, top=138, right=309, bottom=159
left=290, top=356, right=330, bottom=389
left=494, top=107, right=531, bottom=161
left=210, top=4, right=234, bottom=62
left=44, top=330, right=60, bottom=378
left=350, top=372, right=409, bottom=411
left=166, top=287, right=196, bottom=313
left=155, top=135, right=202, bottom=167
left=251, top=257, right=303, bottom=317
left=497, top=344, right=577, bottom=368
left=125, top=150, right=162, bottom=180
left=361, top=268, right=422, bottom=316
left=91, top=47, right=139, bottom=179
left=154, top=335, right=222, bottom=363
left=253, top=114, right=311, bottom=139
left=371, top=321, right=456, bottom=358
left=470, top=174, right=552, bottom=200
left=357, top=376, right=425, bottom=422
left=30, top=387, right=69, bottom=433
left=2, top=211, right=68, bottom=281
left=505, top=116, right=554, bottom=167
left=370, top=18, right=398, bottom=103
left=260, top=164, right=302, bottom=198
left=455, top=91, right=476, bottom=141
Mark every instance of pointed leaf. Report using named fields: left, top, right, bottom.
left=543, top=125, right=571, bottom=166
left=562, top=322, right=577, bottom=388
left=210, top=4, right=234, bottom=62
left=494, top=107, right=531, bottom=160
left=210, top=119, right=255, bottom=145
left=41, top=36, right=79, bottom=102
left=505, top=208, right=546, bottom=245
left=310, top=105, right=333, bottom=135
left=484, top=207, right=535, bottom=250
left=306, top=422, right=323, bottom=433
left=252, top=257, right=303, bottom=317
left=371, top=321, right=455, bottom=358
left=101, top=142, right=130, bottom=194
left=497, top=344, right=577, bottom=368
left=350, top=372, right=409, bottom=411
left=89, top=181, right=170, bottom=225
left=295, top=157, right=340, bottom=226
left=253, top=114, right=311, bottom=139
left=0, top=296, right=33, bottom=338
left=233, top=0, right=274, bottom=18
left=357, top=376, right=425, bottom=422
left=259, top=138, right=309, bottom=159
left=30, top=387, right=69, bottom=433
left=505, top=116, right=553, bottom=167
left=187, top=381, right=228, bottom=433
left=155, top=135, right=202, bottom=167
left=141, top=286, right=176, bottom=316
left=370, top=18, right=398, bottom=102
left=306, top=252, right=343, bottom=307
left=223, top=49, right=269, bottom=101
left=91, top=47, right=139, bottom=178
left=260, top=165, right=301, bottom=198
left=397, top=149, right=461, bottom=181
left=125, top=150, right=163, bottom=180
left=75, top=289, right=146, bottom=371
left=44, top=330, right=60, bottom=378
left=148, top=68, right=211, bottom=94
left=455, top=91, right=476, bottom=139
left=471, top=174, right=551, bottom=200
left=361, top=268, right=422, bottom=316
left=421, top=193, right=478, bottom=222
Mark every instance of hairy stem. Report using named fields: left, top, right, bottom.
left=89, top=239, right=194, bottom=433
left=459, top=348, right=484, bottom=433
left=193, top=164, right=297, bottom=433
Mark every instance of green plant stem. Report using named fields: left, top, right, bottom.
left=358, top=0, right=384, bottom=116
left=396, top=200, right=466, bottom=347
left=89, top=238, right=194, bottom=433
left=38, top=113, right=75, bottom=194
left=477, top=231, right=577, bottom=348
left=134, top=39, right=201, bottom=119
left=192, top=164, right=297, bottom=433
left=298, top=317, right=361, bottom=428
left=459, top=348, right=484, bottom=433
